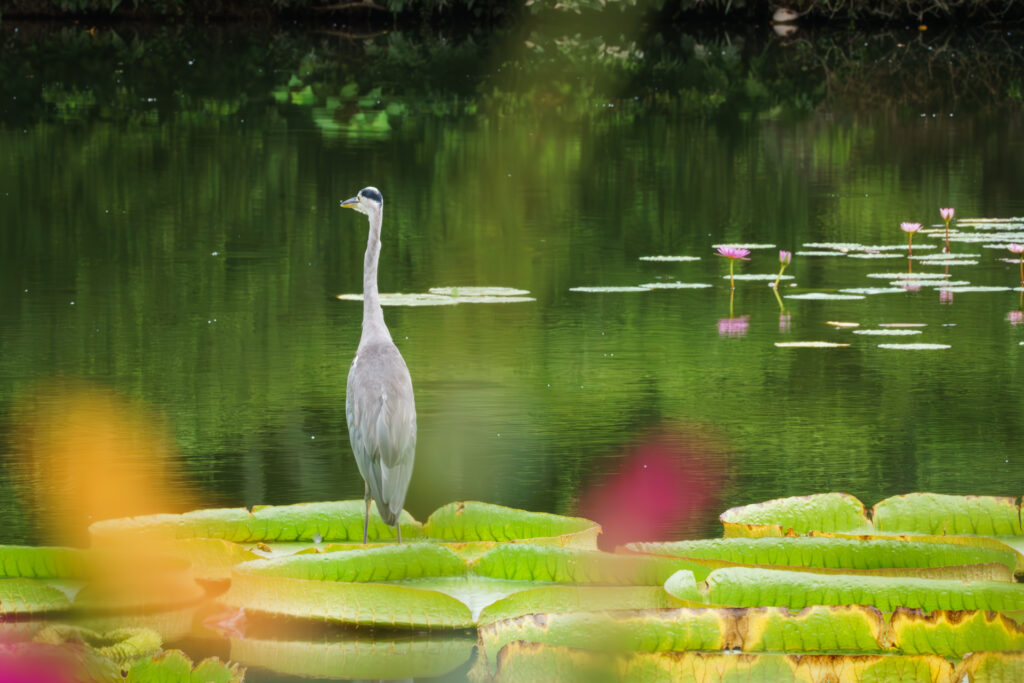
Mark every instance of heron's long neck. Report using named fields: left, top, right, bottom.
left=362, top=209, right=390, bottom=342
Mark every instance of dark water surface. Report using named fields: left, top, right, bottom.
left=1, top=21, right=1024, bottom=679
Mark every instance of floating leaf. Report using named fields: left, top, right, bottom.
left=723, top=274, right=795, bottom=281
left=826, top=321, right=860, bottom=328
left=784, top=293, right=865, bottom=300
left=915, top=259, right=979, bottom=266
left=940, top=286, right=1013, bottom=293
left=839, top=287, right=907, bottom=294
left=794, top=251, right=847, bottom=257
left=487, top=643, right=954, bottom=682
left=893, top=607, right=1024, bottom=657
left=229, top=634, right=474, bottom=680
left=878, top=323, right=927, bottom=328
left=477, top=585, right=681, bottom=626
left=424, top=502, right=599, bottom=546
left=471, top=545, right=706, bottom=584
left=867, top=272, right=949, bottom=280
left=222, top=570, right=474, bottom=629
left=873, top=493, right=1023, bottom=536
left=638, top=255, right=700, bottom=262
left=626, top=537, right=1017, bottom=577
left=712, top=243, right=777, bottom=250
left=90, top=500, right=423, bottom=544
left=774, top=342, right=850, bottom=348
left=0, top=545, right=90, bottom=579
left=0, top=578, right=73, bottom=615
left=852, top=329, right=923, bottom=336
left=720, top=493, right=870, bottom=537
left=877, top=343, right=952, bottom=350
left=569, top=286, right=649, bottom=293
left=427, top=287, right=530, bottom=297
left=125, top=650, right=244, bottom=683
left=638, top=282, right=712, bottom=289
left=704, top=567, right=1024, bottom=612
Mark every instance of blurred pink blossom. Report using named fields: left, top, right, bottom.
left=718, top=316, right=750, bottom=337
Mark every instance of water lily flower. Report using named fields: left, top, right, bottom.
left=716, top=246, right=750, bottom=289
left=940, top=207, right=954, bottom=253
left=774, top=250, right=792, bottom=288
left=900, top=222, right=921, bottom=255
left=1009, top=243, right=1024, bottom=287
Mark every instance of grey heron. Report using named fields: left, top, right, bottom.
left=340, top=186, right=416, bottom=544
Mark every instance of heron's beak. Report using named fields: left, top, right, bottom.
left=340, top=197, right=359, bottom=209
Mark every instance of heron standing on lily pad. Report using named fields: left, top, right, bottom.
left=340, top=187, right=416, bottom=544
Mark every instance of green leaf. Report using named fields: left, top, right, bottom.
left=125, top=650, right=243, bottom=683
left=472, top=545, right=706, bottom=584
left=0, top=545, right=90, bottom=579
left=239, top=543, right=466, bottom=582
left=220, top=572, right=474, bottom=628
left=662, top=570, right=700, bottom=602
left=893, top=607, right=1024, bottom=657
left=423, top=501, right=599, bottom=546
left=720, top=493, right=870, bottom=537
left=627, top=536, right=1017, bottom=579
left=89, top=500, right=422, bottom=544
left=704, top=567, right=1024, bottom=612
left=485, top=643, right=955, bottom=682
left=33, top=625, right=162, bottom=665
left=0, top=578, right=73, bottom=614
left=228, top=634, right=475, bottom=679
left=873, top=493, right=1024, bottom=535
left=478, top=585, right=680, bottom=626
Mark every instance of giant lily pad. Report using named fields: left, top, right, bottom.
left=229, top=634, right=475, bottom=680
left=720, top=493, right=870, bottom=537
left=624, top=536, right=1016, bottom=580
left=423, top=502, right=599, bottom=547
left=702, top=567, right=1024, bottom=612
left=873, top=493, right=1023, bottom=536
left=486, top=642, right=959, bottom=682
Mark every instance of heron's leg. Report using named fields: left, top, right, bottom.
left=363, top=484, right=371, bottom=545
left=397, top=523, right=402, bottom=544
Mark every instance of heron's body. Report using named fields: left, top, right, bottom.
left=341, top=187, right=416, bottom=543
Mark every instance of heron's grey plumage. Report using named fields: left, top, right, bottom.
left=341, top=187, right=416, bottom=543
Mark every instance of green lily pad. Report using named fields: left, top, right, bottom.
left=873, top=493, right=1023, bottom=536
left=720, top=493, right=870, bottom=537
left=625, top=536, right=1017, bottom=578
left=486, top=643, right=955, bottom=682
left=125, top=650, right=244, bottom=683
left=89, top=500, right=423, bottom=544
left=424, top=502, right=599, bottom=546
left=703, top=567, right=1024, bottom=612
left=229, top=634, right=475, bottom=680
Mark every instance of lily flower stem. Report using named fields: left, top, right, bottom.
left=773, top=264, right=787, bottom=289
left=908, top=234, right=914, bottom=257
left=1019, top=253, right=1023, bottom=288
left=944, top=219, right=951, bottom=253
left=729, top=260, right=735, bottom=290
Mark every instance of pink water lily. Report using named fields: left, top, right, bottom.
left=940, top=208, right=954, bottom=252
left=716, top=246, right=750, bottom=289
left=716, top=246, right=751, bottom=260
left=900, top=222, right=922, bottom=255
left=774, top=250, right=792, bottom=289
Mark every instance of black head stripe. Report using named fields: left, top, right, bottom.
left=360, top=187, right=383, bottom=204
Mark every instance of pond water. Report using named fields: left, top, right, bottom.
left=1, top=21, right=1024, bottom=680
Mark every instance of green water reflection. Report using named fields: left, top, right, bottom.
left=1, top=24, right=1024, bottom=560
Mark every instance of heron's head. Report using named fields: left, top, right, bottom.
left=340, top=187, right=383, bottom=216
